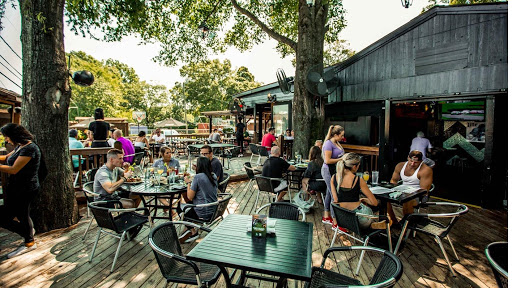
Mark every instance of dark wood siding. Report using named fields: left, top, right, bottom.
left=334, top=4, right=507, bottom=103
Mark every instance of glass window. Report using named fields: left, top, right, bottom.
left=272, top=104, right=289, bottom=136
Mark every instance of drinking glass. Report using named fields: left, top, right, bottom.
left=371, top=171, right=379, bottom=186
left=362, top=171, right=370, bottom=182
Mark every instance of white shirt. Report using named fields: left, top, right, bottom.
left=152, top=134, right=165, bottom=143
left=400, top=162, right=423, bottom=189
left=410, top=137, right=432, bottom=160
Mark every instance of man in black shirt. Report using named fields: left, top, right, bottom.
left=200, top=145, right=223, bottom=183
left=262, top=146, right=296, bottom=201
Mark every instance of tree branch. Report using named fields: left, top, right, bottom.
left=231, top=0, right=297, bottom=52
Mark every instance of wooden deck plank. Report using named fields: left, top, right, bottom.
left=0, top=180, right=506, bottom=287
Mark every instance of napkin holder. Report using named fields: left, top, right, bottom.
left=247, top=216, right=276, bottom=236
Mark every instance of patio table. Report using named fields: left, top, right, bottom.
left=188, top=143, right=238, bottom=168
left=120, top=182, right=186, bottom=222
left=373, top=185, right=428, bottom=221
left=186, top=214, right=313, bottom=287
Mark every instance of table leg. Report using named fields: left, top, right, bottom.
left=276, top=276, right=288, bottom=288
left=378, top=199, right=388, bottom=222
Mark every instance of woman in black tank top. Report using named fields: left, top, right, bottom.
left=330, top=153, right=380, bottom=229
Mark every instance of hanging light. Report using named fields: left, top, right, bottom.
left=198, top=22, right=209, bottom=40
left=401, top=0, right=412, bottom=8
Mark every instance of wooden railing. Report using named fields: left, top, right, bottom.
left=70, top=147, right=111, bottom=190
left=164, top=134, right=210, bottom=143
left=342, top=144, right=379, bottom=171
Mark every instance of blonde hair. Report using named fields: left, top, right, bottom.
left=335, top=153, right=361, bottom=190
left=324, top=125, right=344, bottom=143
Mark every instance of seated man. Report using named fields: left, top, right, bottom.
left=388, top=150, right=433, bottom=224
left=208, top=128, right=221, bottom=143
left=261, top=127, right=277, bottom=151
left=199, top=145, right=223, bottom=184
left=93, top=149, right=138, bottom=208
left=262, top=146, right=296, bottom=201
left=113, top=129, right=135, bottom=164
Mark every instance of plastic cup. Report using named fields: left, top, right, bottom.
left=371, top=171, right=379, bottom=186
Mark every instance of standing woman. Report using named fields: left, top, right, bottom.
left=235, top=117, right=245, bottom=156
left=0, top=124, right=41, bottom=258
left=88, top=108, right=110, bottom=148
left=321, top=125, right=345, bottom=230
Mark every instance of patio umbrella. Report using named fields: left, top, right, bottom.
left=70, top=117, right=95, bottom=129
left=154, top=117, right=186, bottom=128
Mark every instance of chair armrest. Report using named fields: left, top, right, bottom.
left=148, top=237, right=201, bottom=276
left=404, top=202, right=468, bottom=219
left=321, top=246, right=388, bottom=267
left=170, top=220, right=212, bottom=233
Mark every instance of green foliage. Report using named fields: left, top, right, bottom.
left=68, top=51, right=171, bottom=127
left=169, top=59, right=261, bottom=117
left=64, top=0, right=348, bottom=66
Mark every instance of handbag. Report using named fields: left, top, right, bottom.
left=292, top=189, right=315, bottom=213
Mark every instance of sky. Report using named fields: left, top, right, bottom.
left=0, top=0, right=431, bottom=95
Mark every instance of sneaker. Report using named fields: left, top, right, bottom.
left=178, top=230, right=192, bottom=244
left=332, top=224, right=348, bottom=233
left=184, top=232, right=199, bottom=243
left=322, top=217, right=333, bottom=225
left=7, top=243, right=37, bottom=259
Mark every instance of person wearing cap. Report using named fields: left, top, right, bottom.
left=68, top=129, right=84, bottom=170
left=261, top=127, right=277, bottom=151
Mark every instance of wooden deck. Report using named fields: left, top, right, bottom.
left=0, top=180, right=507, bottom=287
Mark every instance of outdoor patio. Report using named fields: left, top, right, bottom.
left=0, top=176, right=506, bottom=288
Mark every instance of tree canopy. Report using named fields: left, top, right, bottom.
left=169, top=59, right=261, bottom=116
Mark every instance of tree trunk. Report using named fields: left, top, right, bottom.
left=20, top=0, right=79, bottom=231
left=293, top=1, right=327, bottom=156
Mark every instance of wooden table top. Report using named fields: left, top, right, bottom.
left=187, top=214, right=313, bottom=282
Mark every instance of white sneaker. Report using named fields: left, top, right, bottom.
left=7, top=244, right=37, bottom=259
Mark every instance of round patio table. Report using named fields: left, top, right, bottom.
left=121, top=182, right=186, bottom=221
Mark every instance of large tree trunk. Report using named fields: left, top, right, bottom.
left=20, top=0, right=79, bottom=231
left=293, top=1, right=327, bottom=156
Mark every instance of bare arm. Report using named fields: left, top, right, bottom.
left=0, top=150, right=14, bottom=163
left=390, top=163, right=404, bottom=184
left=0, top=155, right=31, bottom=174
left=330, top=176, right=338, bottom=203
left=287, top=165, right=296, bottom=171
left=419, top=166, right=433, bottom=190
left=323, top=149, right=342, bottom=165
left=100, top=169, right=132, bottom=194
left=359, top=179, right=378, bottom=206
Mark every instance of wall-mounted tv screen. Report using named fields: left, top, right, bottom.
left=440, top=100, right=485, bottom=121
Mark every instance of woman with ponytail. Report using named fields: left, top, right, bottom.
left=321, top=125, right=345, bottom=230
left=331, top=153, right=385, bottom=230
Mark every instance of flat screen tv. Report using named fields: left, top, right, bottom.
left=440, top=100, right=485, bottom=121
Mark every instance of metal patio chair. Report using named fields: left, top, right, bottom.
left=254, top=175, right=291, bottom=212
left=82, top=181, right=100, bottom=240
left=485, top=241, right=508, bottom=288
left=88, top=200, right=150, bottom=272
left=306, top=246, right=403, bottom=288
left=180, top=193, right=233, bottom=229
left=393, top=202, right=469, bottom=277
left=218, top=172, right=231, bottom=194
left=149, top=221, right=227, bottom=287
left=330, top=203, right=393, bottom=275
left=256, top=202, right=306, bottom=222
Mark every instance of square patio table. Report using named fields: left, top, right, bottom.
left=186, top=214, right=313, bottom=287
left=373, top=186, right=428, bottom=221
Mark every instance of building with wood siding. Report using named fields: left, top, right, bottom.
left=233, top=3, right=507, bottom=208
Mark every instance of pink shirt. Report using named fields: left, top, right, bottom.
left=261, top=133, right=276, bottom=151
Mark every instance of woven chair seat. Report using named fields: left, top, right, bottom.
left=162, top=260, right=222, bottom=285
left=113, top=212, right=149, bottom=233
left=310, top=267, right=362, bottom=287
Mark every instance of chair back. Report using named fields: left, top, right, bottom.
left=268, top=202, right=303, bottom=221
left=206, top=193, right=232, bottom=224
left=86, top=168, right=99, bottom=182
left=187, top=145, right=200, bottom=157
left=331, top=203, right=362, bottom=236
left=218, top=173, right=230, bottom=194
left=255, top=175, right=275, bottom=194
left=370, top=250, right=404, bottom=286
left=244, top=162, right=256, bottom=180
left=485, top=241, right=508, bottom=288
left=88, top=201, right=120, bottom=232
left=132, top=151, right=145, bottom=166
left=249, top=143, right=258, bottom=154
left=149, top=222, right=185, bottom=278
left=257, top=145, right=269, bottom=157
left=82, top=181, right=98, bottom=204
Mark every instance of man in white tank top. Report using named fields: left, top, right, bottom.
left=388, top=150, right=433, bottom=225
